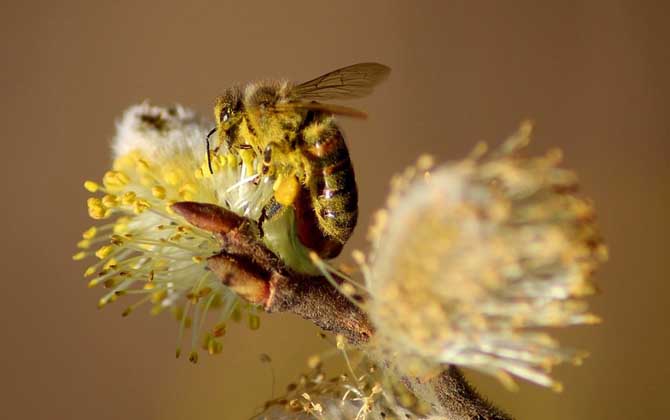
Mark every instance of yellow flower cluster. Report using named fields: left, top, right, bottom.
left=74, top=103, right=274, bottom=361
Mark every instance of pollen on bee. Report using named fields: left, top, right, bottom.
left=274, top=175, right=299, bottom=206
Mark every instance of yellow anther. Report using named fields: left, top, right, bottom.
left=136, top=158, right=150, bottom=171
left=351, top=249, right=366, bottom=265
left=179, top=184, right=197, bottom=201
left=87, top=197, right=107, bottom=219
left=416, top=154, right=435, bottom=171
left=113, top=223, right=128, bottom=234
left=117, top=172, right=130, bottom=184
left=582, top=314, right=602, bottom=324
left=102, top=170, right=129, bottom=188
left=191, top=256, right=203, bottom=264
left=133, top=199, right=151, bottom=214
left=335, top=334, right=346, bottom=350
left=87, top=197, right=102, bottom=209
left=103, top=258, right=117, bottom=270
left=143, top=283, right=155, bottom=290
left=95, top=245, right=114, bottom=259
left=207, top=338, right=223, bottom=355
left=84, top=266, right=96, bottom=277
left=84, top=180, right=100, bottom=192
left=227, top=154, right=238, bottom=167
left=151, top=290, right=167, bottom=304
left=180, top=183, right=197, bottom=194
left=121, top=191, right=136, bottom=205
left=165, top=200, right=176, bottom=215
left=152, top=186, right=166, bottom=200
left=340, top=283, right=355, bottom=296
left=230, top=306, right=242, bottom=322
left=102, top=194, right=118, bottom=208
left=82, top=226, right=97, bottom=239
left=163, top=170, right=180, bottom=186
left=72, top=251, right=87, bottom=261
left=77, top=239, right=91, bottom=249
left=212, top=322, right=227, bottom=337
left=307, top=355, right=321, bottom=369
left=188, top=351, right=199, bottom=364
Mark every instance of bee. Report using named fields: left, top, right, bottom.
left=208, top=63, right=390, bottom=258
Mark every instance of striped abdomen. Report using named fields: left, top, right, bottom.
left=301, top=119, right=358, bottom=255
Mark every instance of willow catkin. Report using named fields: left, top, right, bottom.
left=365, top=123, right=607, bottom=389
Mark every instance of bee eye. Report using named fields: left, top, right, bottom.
left=220, top=110, right=229, bottom=123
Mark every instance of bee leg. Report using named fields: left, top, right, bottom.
left=205, top=127, right=217, bottom=174
left=262, top=143, right=277, bottom=175
left=258, top=206, right=268, bottom=238
left=258, top=197, right=283, bottom=238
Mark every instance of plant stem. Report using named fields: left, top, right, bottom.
left=172, top=201, right=512, bottom=420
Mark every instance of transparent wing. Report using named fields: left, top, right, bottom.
left=274, top=101, right=368, bottom=119
left=291, top=62, right=391, bottom=101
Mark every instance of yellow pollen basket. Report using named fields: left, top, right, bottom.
left=273, top=175, right=300, bottom=206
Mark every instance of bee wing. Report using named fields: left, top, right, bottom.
left=291, top=62, right=391, bottom=101
left=274, top=101, right=368, bottom=119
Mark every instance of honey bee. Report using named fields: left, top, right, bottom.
left=208, top=63, right=390, bottom=258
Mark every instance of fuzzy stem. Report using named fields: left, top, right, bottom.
left=172, top=201, right=511, bottom=419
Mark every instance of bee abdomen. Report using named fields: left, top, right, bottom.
left=303, top=127, right=358, bottom=245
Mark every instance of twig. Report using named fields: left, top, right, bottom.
left=171, top=201, right=512, bottom=419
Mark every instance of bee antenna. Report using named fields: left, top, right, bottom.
left=205, top=127, right=216, bottom=174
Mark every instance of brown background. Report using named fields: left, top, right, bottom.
left=2, top=1, right=667, bottom=419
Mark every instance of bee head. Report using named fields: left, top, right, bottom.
left=214, top=87, right=244, bottom=136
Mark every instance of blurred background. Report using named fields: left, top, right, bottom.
left=2, top=1, right=667, bottom=419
